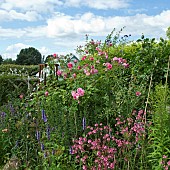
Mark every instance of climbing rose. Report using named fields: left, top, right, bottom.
left=45, top=91, right=49, bottom=96
left=57, top=70, right=62, bottom=76
left=67, top=62, right=73, bottom=69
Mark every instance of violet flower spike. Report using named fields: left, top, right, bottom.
left=69, top=146, right=73, bottom=154
left=36, top=130, right=40, bottom=141
left=46, top=125, right=50, bottom=140
left=42, top=109, right=47, bottom=122
left=82, top=117, right=86, bottom=130
left=41, top=143, right=45, bottom=151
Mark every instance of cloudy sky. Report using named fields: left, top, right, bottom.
left=0, top=0, right=170, bottom=60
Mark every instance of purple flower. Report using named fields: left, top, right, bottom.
left=46, top=126, right=50, bottom=140
left=69, top=146, right=73, bottom=154
left=41, top=143, right=45, bottom=151
left=36, top=130, right=40, bottom=141
left=82, top=117, right=86, bottom=130
left=42, top=109, right=47, bottom=122
left=0, top=112, right=6, bottom=118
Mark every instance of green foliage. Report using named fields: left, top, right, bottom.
left=0, top=30, right=170, bottom=169
left=0, top=55, right=3, bottom=65
left=16, top=47, right=42, bottom=65
left=166, top=26, right=170, bottom=40
left=2, top=58, right=16, bottom=64
left=0, top=64, right=39, bottom=76
left=0, top=74, right=38, bottom=106
left=147, top=83, right=170, bottom=169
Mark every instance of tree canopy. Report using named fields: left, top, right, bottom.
left=166, top=26, right=170, bottom=39
left=16, top=47, right=42, bottom=65
left=0, top=55, right=3, bottom=64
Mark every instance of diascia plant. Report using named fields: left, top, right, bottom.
left=71, top=109, right=150, bottom=170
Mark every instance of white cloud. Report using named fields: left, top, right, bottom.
left=64, top=0, right=130, bottom=9
left=0, top=9, right=41, bottom=21
left=0, top=0, right=63, bottom=12
left=3, top=43, right=30, bottom=60
left=45, top=10, right=170, bottom=38
left=1, top=10, right=170, bottom=60
left=3, top=43, right=51, bottom=60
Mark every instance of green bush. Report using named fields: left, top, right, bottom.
left=0, top=74, right=38, bottom=106
left=0, top=64, right=39, bottom=76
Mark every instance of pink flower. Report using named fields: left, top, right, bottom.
left=82, top=56, right=87, bottom=60
left=77, top=88, right=85, bottom=97
left=112, top=57, right=119, bottom=61
left=73, top=73, right=76, bottom=78
left=72, top=91, right=79, bottom=100
left=74, top=59, right=77, bottom=63
left=57, top=70, right=62, bottom=76
left=53, top=53, right=57, bottom=58
left=105, top=63, right=112, bottom=70
left=136, top=91, right=141, bottom=96
left=89, top=57, right=94, bottom=61
left=67, top=62, right=73, bottom=69
left=122, top=63, right=129, bottom=68
left=163, top=155, right=167, bottom=159
left=90, top=68, right=98, bottom=74
left=77, top=66, right=81, bottom=70
left=19, top=94, right=23, bottom=99
left=167, top=160, right=170, bottom=166
left=45, top=91, right=49, bottom=96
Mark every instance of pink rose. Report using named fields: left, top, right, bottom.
left=45, top=91, right=49, bottom=96
left=73, top=73, right=76, bottom=78
left=67, top=62, right=73, bottom=69
left=57, top=70, right=62, bottom=76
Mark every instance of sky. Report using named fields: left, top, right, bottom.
left=0, top=0, right=170, bottom=60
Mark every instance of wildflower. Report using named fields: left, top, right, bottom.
left=82, top=117, right=86, bottom=130
left=46, top=126, right=50, bottom=140
left=167, top=160, right=170, bottom=166
left=67, top=62, right=73, bottom=69
left=36, top=131, right=40, bottom=141
left=105, top=63, right=112, bottom=70
left=122, top=63, right=129, bottom=68
left=163, top=155, right=167, bottom=159
left=45, top=91, right=48, bottom=97
left=42, top=109, right=47, bottom=122
left=77, top=88, right=85, bottom=96
left=72, top=91, right=79, bottom=100
left=19, top=94, right=23, bottom=99
left=41, top=143, right=45, bottom=151
left=57, top=70, right=62, bottom=76
left=136, top=91, right=141, bottom=96
left=73, top=73, right=76, bottom=78
left=69, top=146, right=73, bottom=154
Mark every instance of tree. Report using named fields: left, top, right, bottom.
left=2, top=58, right=15, bottom=64
left=16, top=47, right=42, bottom=65
left=166, top=27, right=170, bottom=39
left=0, top=55, right=3, bottom=64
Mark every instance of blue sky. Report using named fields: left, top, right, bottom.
left=0, top=0, right=170, bottom=60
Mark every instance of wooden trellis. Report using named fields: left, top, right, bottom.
left=39, top=64, right=59, bottom=85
